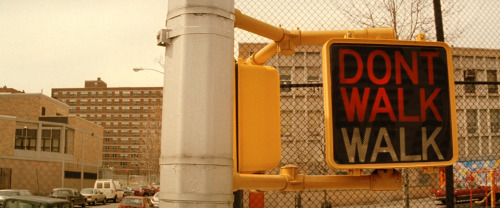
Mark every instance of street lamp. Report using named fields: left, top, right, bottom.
left=132, top=67, right=164, bottom=74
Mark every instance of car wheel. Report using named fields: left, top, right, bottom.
left=81, top=201, right=86, bottom=208
left=113, top=195, right=118, bottom=203
left=70, top=201, right=74, bottom=208
left=103, top=199, right=107, bottom=205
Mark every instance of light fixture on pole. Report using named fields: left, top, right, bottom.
left=132, top=67, right=164, bottom=74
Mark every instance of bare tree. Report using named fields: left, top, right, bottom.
left=135, top=104, right=162, bottom=184
left=335, top=0, right=467, bottom=41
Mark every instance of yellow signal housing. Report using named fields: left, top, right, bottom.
left=234, top=59, right=281, bottom=173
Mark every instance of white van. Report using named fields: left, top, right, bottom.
left=94, top=179, right=124, bottom=202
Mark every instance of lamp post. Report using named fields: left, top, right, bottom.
left=132, top=67, right=164, bottom=74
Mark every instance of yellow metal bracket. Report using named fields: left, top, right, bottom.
left=234, top=9, right=396, bottom=65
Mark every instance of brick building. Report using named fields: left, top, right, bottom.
left=51, top=78, right=162, bottom=183
left=0, top=93, right=103, bottom=195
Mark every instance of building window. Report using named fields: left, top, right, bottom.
left=81, top=92, right=88, bottom=97
left=123, top=99, right=130, bottom=104
left=491, top=109, right=500, bottom=133
left=15, top=128, right=37, bottom=151
left=280, top=74, right=292, bottom=92
left=123, top=91, right=131, bottom=96
left=98, top=92, right=104, bottom=97
left=464, top=70, right=476, bottom=94
left=121, top=146, right=128, bottom=151
left=120, top=161, right=128, bottom=166
left=105, top=146, right=110, bottom=150
left=69, top=99, right=77, bottom=104
left=80, top=100, right=88, bottom=104
left=42, top=129, right=60, bottom=152
left=114, top=100, right=120, bottom=104
left=70, top=92, right=77, bottom=97
left=133, top=99, right=141, bottom=104
left=107, top=91, right=113, bottom=96
left=133, top=91, right=141, bottom=96
left=487, top=70, right=498, bottom=94
left=467, top=109, right=478, bottom=134
left=104, top=153, right=109, bottom=158
left=132, top=107, right=141, bottom=112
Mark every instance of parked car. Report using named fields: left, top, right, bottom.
left=151, top=185, right=160, bottom=194
left=121, top=187, right=134, bottom=197
left=118, top=196, right=153, bottom=208
left=151, top=193, right=159, bottom=208
left=94, top=179, right=124, bottom=203
left=2, top=196, right=71, bottom=208
left=431, top=180, right=490, bottom=204
left=0, top=190, right=33, bottom=208
left=130, top=187, right=144, bottom=197
left=80, top=188, right=106, bottom=206
left=139, top=186, right=153, bottom=196
left=49, top=188, right=86, bottom=208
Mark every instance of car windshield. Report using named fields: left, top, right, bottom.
left=81, top=189, right=93, bottom=194
left=122, top=198, right=143, bottom=206
left=52, top=190, right=71, bottom=195
left=0, top=191, right=20, bottom=196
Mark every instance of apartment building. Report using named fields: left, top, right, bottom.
left=51, top=78, right=162, bottom=178
left=0, top=92, right=103, bottom=194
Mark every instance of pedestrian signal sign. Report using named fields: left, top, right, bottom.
left=322, top=39, right=458, bottom=169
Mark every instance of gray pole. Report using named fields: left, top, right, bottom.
left=160, top=1, right=235, bottom=207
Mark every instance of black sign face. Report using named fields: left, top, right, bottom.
left=323, top=40, right=457, bottom=168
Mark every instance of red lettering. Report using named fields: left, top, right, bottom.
left=339, top=49, right=363, bottom=84
left=420, top=52, right=439, bottom=85
left=367, top=50, right=391, bottom=85
left=398, top=88, right=420, bottom=122
left=395, top=51, right=418, bottom=84
left=369, top=88, right=396, bottom=122
left=420, top=88, right=442, bottom=121
left=341, top=87, right=370, bottom=122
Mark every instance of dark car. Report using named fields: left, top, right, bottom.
left=431, top=180, right=490, bottom=204
left=80, top=188, right=106, bottom=206
left=151, top=185, right=159, bottom=194
left=0, top=190, right=33, bottom=208
left=2, top=196, right=71, bottom=208
left=49, top=188, right=86, bottom=208
left=121, top=187, right=134, bottom=197
left=118, top=196, right=153, bottom=208
left=139, top=186, right=153, bottom=196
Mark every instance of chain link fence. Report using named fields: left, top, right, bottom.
left=235, top=0, right=500, bottom=207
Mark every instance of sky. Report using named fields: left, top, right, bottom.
left=1, top=1, right=498, bottom=96
left=0, top=0, right=167, bottom=95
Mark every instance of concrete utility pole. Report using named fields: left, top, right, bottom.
left=160, top=0, right=235, bottom=207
